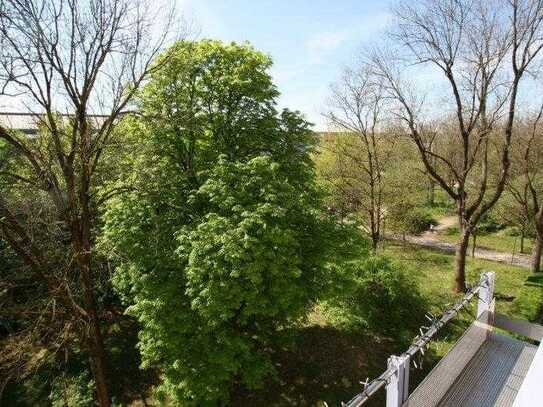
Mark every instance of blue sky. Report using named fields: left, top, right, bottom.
left=179, top=0, right=392, bottom=130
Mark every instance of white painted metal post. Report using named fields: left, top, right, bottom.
left=386, top=354, right=410, bottom=407
left=477, top=271, right=495, bottom=318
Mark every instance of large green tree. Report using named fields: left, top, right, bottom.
left=101, top=40, right=339, bottom=404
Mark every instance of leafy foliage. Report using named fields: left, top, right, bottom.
left=387, top=204, right=437, bottom=235
left=101, top=40, right=343, bottom=405
left=324, top=255, right=427, bottom=340
left=104, top=157, right=337, bottom=404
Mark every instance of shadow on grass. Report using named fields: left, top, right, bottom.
left=231, top=326, right=401, bottom=406
left=105, top=318, right=158, bottom=405
left=525, top=274, right=543, bottom=288
left=495, top=293, right=515, bottom=302
left=231, top=308, right=474, bottom=407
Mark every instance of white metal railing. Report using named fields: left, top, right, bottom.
left=342, top=272, right=495, bottom=407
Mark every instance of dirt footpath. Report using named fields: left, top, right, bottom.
left=388, top=216, right=532, bottom=269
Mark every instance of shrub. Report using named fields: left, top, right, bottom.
left=50, top=372, right=95, bottom=407
left=406, top=208, right=438, bottom=234
left=388, top=204, right=437, bottom=235
left=325, top=255, right=427, bottom=340
left=475, top=213, right=504, bottom=234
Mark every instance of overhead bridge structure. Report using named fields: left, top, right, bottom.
left=343, top=272, right=543, bottom=407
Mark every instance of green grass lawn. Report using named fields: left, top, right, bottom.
left=438, top=228, right=534, bottom=255
left=380, top=242, right=542, bottom=364
left=234, top=242, right=543, bottom=406
left=382, top=242, right=539, bottom=319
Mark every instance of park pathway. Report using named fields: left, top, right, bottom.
left=387, top=216, right=532, bottom=269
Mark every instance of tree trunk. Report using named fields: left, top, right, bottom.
left=471, top=233, right=477, bottom=257
left=381, top=216, right=386, bottom=249
left=88, top=313, right=110, bottom=407
left=371, top=233, right=379, bottom=253
left=532, top=234, right=542, bottom=273
left=73, top=122, right=111, bottom=407
left=84, top=270, right=111, bottom=407
left=427, top=178, right=435, bottom=206
left=454, top=228, right=470, bottom=293
left=520, top=231, right=525, bottom=254
left=370, top=212, right=379, bottom=253
left=75, top=236, right=110, bottom=407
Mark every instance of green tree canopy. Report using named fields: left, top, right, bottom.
left=101, top=40, right=345, bottom=404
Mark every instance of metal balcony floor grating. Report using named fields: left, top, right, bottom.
left=436, top=333, right=537, bottom=407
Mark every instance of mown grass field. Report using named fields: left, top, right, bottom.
left=438, top=227, right=534, bottom=255
left=232, top=241, right=543, bottom=406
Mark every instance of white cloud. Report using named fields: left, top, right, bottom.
left=304, top=12, right=392, bottom=64
left=306, top=31, right=349, bottom=54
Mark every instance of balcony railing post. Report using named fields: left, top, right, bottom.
left=477, top=271, right=495, bottom=318
left=386, top=354, right=410, bottom=407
